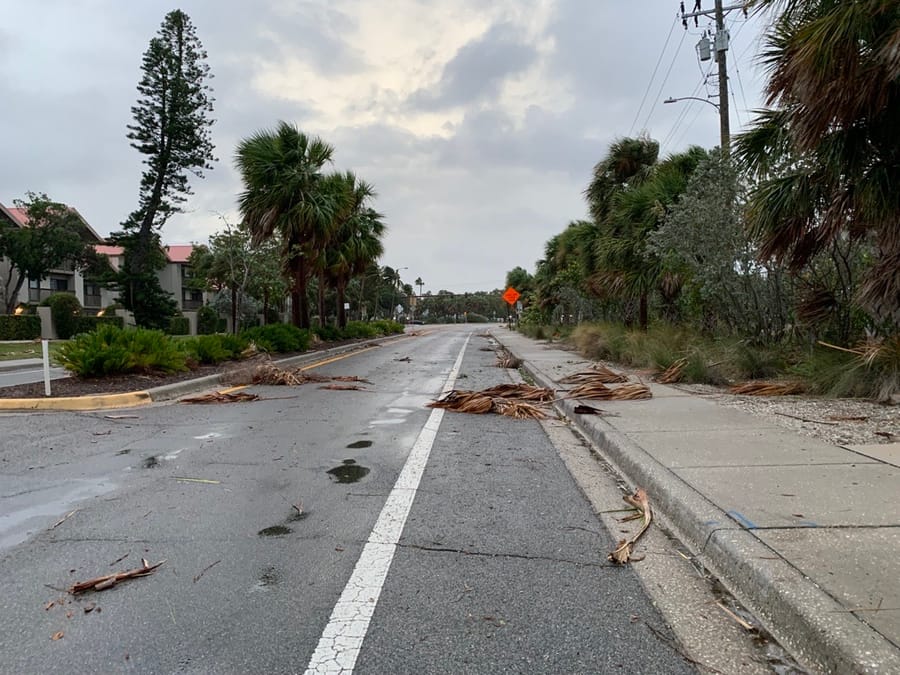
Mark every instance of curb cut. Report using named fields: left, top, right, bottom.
left=494, top=332, right=900, bottom=674
left=0, top=334, right=408, bottom=412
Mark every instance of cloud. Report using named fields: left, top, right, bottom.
left=408, top=22, right=538, bottom=110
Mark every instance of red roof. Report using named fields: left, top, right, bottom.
left=95, top=245, right=125, bottom=256
left=7, top=207, right=29, bottom=226
left=165, top=244, right=195, bottom=263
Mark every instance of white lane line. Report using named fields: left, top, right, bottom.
left=304, top=335, right=470, bottom=674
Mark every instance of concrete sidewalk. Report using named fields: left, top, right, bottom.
left=491, top=329, right=900, bottom=674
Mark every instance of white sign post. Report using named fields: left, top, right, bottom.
left=42, top=339, right=51, bottom=397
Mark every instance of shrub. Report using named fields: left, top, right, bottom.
left=184, top=333, right=249, bottom=364
left=0, top=314, right=41, bottom=340
left=73, top=315, right=124, bottom=335
left=57, top=324, right=188, bottom=377
left=794, top=337, right=900, bottom=401
left=241, top=323, right=310, bottom=353
left=314, top=324, right=343, bottom=342
left=341, top=321, right=378, bottom=339
left=197, top=305, right=219, bottom=335
left=44, top=293, right=83, bottom=339
left=369, top=320, right=405, bottom=335
left=168, top=316, right=190, bottom=335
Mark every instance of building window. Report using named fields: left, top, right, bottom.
left=50, top=277, right=69, bottom=291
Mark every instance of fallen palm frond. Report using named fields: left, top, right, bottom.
left=492, top=398, right=547, bottom=419
left=567, top=381, right=652, bottom=401
left=427, top=390, right=494, bottom=413
left=609, top=489, right=652, bottom=564
left=729, top=381, right=805, bottom=396
left=478, top=347, right=495, bottom=352
left=655, top=357, right=687, bottom=384
left=573, top=404, right=606, bottom=415
left=69, top=559, right=165, bottom=594
left=479, top=383, right=553, bottom=401
left=590, top=364, right=629, bottom=383
left=331, top=375, right=373, bottom=384
left=558, top=370, right=601, bottom=384
left=426, top=388, right=549, bottom=419
left=181, top=391, right=260, bottom=404
left=495, top=349, right=522, bottom=369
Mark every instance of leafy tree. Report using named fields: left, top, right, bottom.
left=112, top=9, right=215, bottom=326
left=236, top=121, right=335, bottom=328
left=505, top=266, right=533, bottom=294
left=0, top=193, right=101, bottom=314
left=738, top=0, right=900, bottom=328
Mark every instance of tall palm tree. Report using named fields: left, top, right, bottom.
left=235, top=121, right=335, bottom=328
left=738, top=0, right=900, bottom=325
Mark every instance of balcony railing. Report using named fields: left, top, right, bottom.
left=182, top=298, right=203, bottom=311
left=29, top=288, right=75, bottom=303
left=83, top=294, right=102, bottom=309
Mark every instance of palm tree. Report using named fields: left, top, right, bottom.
left=235, top=121, right=335, bottom=328
left=738, top=0, right=900, bottom=325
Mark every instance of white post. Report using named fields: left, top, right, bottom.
left=42, top=339, right=51, bottom=397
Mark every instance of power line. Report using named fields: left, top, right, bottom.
left=629, top=15, right=679, bottom=136
left=640, top=27, right=688, bottom=132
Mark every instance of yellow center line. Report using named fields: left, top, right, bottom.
left=298, top=346, right=380, bottom=371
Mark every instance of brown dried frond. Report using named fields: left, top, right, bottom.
left=589, top=364, right=629, bottom=383
left=479, top=383, right=553, bottom=401
left=331, top=375, right=373, bottom=384
left=729, top=381, right=805, bottom=396
left=492, top=398, right=547, bottom=420
left=427, top=390, right=494, bottom=414
left=558, top=370, right=600, bottom=384
left=568, top=381, right=613, bottom=399
left=608, top=383, right=652, bottom=400
left=495, top=349, right=522, bottom=369
left=656, top=357, right=687, bottom=384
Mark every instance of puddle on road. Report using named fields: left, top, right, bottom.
left=258, top=525, right=292, bottom=537
left=327, top=459, right=370, bottom=484
left=141, top=456, right=160, bottom=469
left=249, top=566, right=281, bottom=592
left=346, top=440, right=372, bottom=449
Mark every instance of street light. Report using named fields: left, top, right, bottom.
left=664, top=96, right=719, bottom=111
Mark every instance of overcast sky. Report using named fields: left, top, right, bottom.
left=1, top=1, right=770, bottom=294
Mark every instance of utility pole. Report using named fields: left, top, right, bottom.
left=680, top=1, right=745, bottom=155
left=714, top=0, right=730, bottom=156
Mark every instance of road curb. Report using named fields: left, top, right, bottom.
left=0, top=334, right=409, bottom=411
left=495, top=333, right=900, bottom=674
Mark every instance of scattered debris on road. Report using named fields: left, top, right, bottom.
left=51, top=631, right=64, bottom=641
left=608, top=489, right=652, bottom=564
left=50, top=509, right=79, bottom=530
left=495, top=349, right=522, bottom=369
left=479, top=383, right=554, bottom=401
left=104, top=414, right=140, bottom=420
left=180, top=391, right=260, bottom=404
left=319, top=383, right=368, bottom=391
left=427, top=389, right=548, bottom=419
left=174, top=477, right=220, bottom=485
left=192, top=560, right=221, bottom=583
left=394, top=356, right=412, bottom=362
left=69, top=558, right=165, bottom=594
left=573, top=404, right=610, bottom=415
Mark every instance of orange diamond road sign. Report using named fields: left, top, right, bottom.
left=502, top=287, right=520, bottom=305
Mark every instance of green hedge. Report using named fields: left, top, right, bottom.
left=183, top=333, right=249, bottom=364
left=0, top=315, right=42, bottom=340
left=241, top=323, right=310, bottom=353
left=73, top=315, right=123, bottom=335
left=57, top=324, right=188, bottom=377
left=44, top=293, right=84, bottom=340
left=168, top=316, right=190, bottom=335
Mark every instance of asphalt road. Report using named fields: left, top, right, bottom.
left=0, top=325, right=698, bottom=674
left=0, top=365, right=68, bottom=388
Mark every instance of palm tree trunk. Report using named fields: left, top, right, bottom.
left=337, top=281, right=347, bottom=328
left=318, top=269, right=326, bottom=327
left=231, top=286, right=237, bottom=334
left=639, top=292, right=648, bottom=331
left=289, top=255, right=309, bottom=328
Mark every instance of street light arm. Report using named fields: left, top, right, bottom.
left=664, top=96, right=719, bottom=111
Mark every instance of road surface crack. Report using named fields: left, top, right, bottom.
left=396, top=542, right=611, bottom=568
